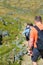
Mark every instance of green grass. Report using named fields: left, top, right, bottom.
left=0, top=0, right=43, bottom=65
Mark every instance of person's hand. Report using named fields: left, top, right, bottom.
left=28, top=50, right=33, bottom=56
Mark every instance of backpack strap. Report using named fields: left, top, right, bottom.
left=34, top=26, right=40, bottom=32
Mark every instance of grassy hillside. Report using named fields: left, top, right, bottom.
left=0, top=0, right=43, bottom=21
left=0, top=0, right=43, bottom=65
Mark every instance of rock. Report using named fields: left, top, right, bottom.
left=0, top=18, right=8, bottom=25
left=15, top=55, right=19, bottom=61
left=9, top=22, right=14, bottom=25
left=14, top=17, right=20, bottom=21
left=2, top=20, right=8, bottom=26
left=7, top=12, right=14, bottom=15
left=2, top=31, right=9, bottom=37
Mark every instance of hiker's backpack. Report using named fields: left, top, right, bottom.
left=34, top=26, right=43, bottom=50
left=25, top=27, right=30, bottom=41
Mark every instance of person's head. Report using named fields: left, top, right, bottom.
left=35, top=16, right=42, bottom=24
left=25, top=23, right=33, bottom=41
left=26, top=23, right=33, bottom=28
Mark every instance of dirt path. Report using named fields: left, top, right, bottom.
left=21, top=54, right=32, bottom=65
left=21, top=40, right=43, bottom=65
left=21, top=54, right=43, bottom=65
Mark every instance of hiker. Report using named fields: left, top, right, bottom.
left=28, top=16, right=43, bottom=65
left=22, top=23, right=33, bottom=41
left=0, top=31, right=2, bottom=45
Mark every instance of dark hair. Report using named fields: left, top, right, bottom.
left=27, top=23, right=33, bottom=26
left=35, top=16, right=42, bottom=22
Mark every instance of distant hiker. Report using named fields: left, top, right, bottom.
left=22, top=23, right=33, bottom=41
left=0, top=31, right=2, bottom=45
left=28, top=16, right=43, bottom=65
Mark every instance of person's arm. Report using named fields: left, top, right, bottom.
left=27, top=28, right=34, bottom=56
left=28, top=28, right=34, bottom=50
left=28, top=38, right=34, bottom=50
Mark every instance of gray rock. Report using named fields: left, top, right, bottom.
left=9, top=22, right=14, bottom=25
left=3, top=21, right=8, bottom=25
left=14, top=17, right=20, bottom=21
left=2, top=31, right=9, bottom=37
